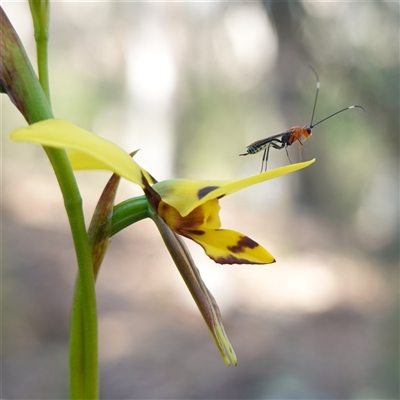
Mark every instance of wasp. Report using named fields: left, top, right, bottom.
left=240, top=66, right=366, bottom=172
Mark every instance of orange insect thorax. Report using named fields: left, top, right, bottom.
left=287, top=126, right=312, bottom=145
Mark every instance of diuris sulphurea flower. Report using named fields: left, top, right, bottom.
left=10, top=118, right=314, bottom=364
left=10, top=119, right=314, bottom=265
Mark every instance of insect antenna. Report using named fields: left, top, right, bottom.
left=307, top=65, right=366, bottom=129
left=310, top=105, right=366, bottom=129
left=308, top=64, right=320, bottom=127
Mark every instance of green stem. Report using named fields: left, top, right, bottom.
left=69, top=277, right=87, bottom=399
left=1, top=7, right=98, bottom=398
left=29, top=0, right=51, bottom=103
left=68, top=196, right=149, bottom=398
left=51, top=153, right=98, bottom=399
left=111, top=196, right=149, bottom=236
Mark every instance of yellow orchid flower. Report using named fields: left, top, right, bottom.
left=148, top=165, right=313, bottom=264
left=10, top=119, right=315, bottom=265
left=10, top=119, right=315, bottom=366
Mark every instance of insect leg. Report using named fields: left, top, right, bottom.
left=269, top=136, right=292, bottom=164
left=296, top=138, right=304, bottom=161
left=285, top=145, right=292, bottom=164
left=261, top=146, right=268, bottom=173
left=263, top=140, right=283, bottom=172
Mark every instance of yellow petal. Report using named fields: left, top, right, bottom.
left=68, top=149, right=121, bottom=171
left=68, top=149, right=157, bottom=185
left=153, top=159, right=315, bottom=216
left=181, top=228, right=275, bottom=264
left=158, top=199, right=221, bottom=232
left=10, top=119, right=144, bottom=186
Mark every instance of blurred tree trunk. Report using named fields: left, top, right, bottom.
left=262, top=0, right=309, bottom=120
left=262, top=0, right=314, bottom=209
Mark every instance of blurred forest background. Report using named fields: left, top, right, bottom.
left=2, top=1, right=399, bottom=399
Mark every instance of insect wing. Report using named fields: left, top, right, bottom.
left=246, top=132, right=287, bottom=149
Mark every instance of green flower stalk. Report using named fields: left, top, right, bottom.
left=10, top=118, right=315, bottom=365
left=29, top=0, right=51, bottom=102
left=1, top=7, right=98, bottom=398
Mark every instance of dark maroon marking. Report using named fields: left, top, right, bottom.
left=214, top=255, right=275, bottom=265
left=141, top=172, right=161, bottom=211
left=228, top=236, right=259, bottom=254
left=189, top=229, right=205, bottom=236
left=197, top=186, right=220, bottom=199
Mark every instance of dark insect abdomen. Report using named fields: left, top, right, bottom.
left=246, top=144, right=267, bottom=154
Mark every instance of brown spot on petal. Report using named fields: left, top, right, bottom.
left=215, top=255, right=253, bottom=264
left=214, top=255, right=275, bottom=265
left=228, top=235, right=259, bottom=254
left=198, top=186, right=219, bottom=199
left=188, top=229, right=206, bottom=236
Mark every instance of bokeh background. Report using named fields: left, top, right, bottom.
left=2, top=1, right=399, bottom=399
